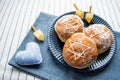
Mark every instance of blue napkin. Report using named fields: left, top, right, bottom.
left=9, top=12, right=120, bottom=80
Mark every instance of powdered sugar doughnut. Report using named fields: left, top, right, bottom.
left=54, top=14, right=84, bottom=42
left=63, top=33, right=98, bottom=69
left=84, top=24, right=114, bottom=54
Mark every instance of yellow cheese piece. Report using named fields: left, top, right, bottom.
left=73, top=4, right=84, bottom=19
left=32, top=25, right=44, bottom=41
left=33, top=30, right=44, bottom=41
left=76, top=10, right=84, bottom=19
left=85, top=12, right=93, bottom=23
left=85, top=6, right=93, bottom=23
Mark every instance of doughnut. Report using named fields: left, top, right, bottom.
left=54, top=14, right=84, bottom=42
left=62, top=33, right=98, bottom=69
left=84, top=24, right=114, bottom=54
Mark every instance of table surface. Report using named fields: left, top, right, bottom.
left=0, top=0, right=120, bottom=80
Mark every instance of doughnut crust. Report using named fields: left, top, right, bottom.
left=54, top=14, right=84, bottom=42
left=84, top=24, right=114, bottom=54
left=62, top=33, right=98, bottom=69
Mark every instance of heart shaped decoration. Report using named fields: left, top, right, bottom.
left=15, top=42, right=42, bottom=65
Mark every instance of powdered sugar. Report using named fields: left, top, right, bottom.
left=67, top=38, right=94, bottom=60
left=59, top=15, right=83, bottom=39
left=86, top=24, right=112, bottom=52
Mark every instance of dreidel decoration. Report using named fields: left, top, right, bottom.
left=85, top=6, right=93, bottom=23
left=31, top=25, right=44, bottom=41
left=73, top=4, right=84, bottom=19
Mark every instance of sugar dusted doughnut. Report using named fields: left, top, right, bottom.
left=84, top=24, right=114, bottom=54
left=54, top=14, right=84, bottom=42
left=62, top=33, right=98, bottom=69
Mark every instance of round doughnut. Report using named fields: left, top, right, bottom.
left=84, top=24, right=114, bottom=54
left=54, top=14, right=84, bottom=42
left=62, top=33, right=98, bottom=69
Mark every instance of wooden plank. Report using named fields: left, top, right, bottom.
left=34, top=0, right=41, bottom=19
left=0, top=0, right=14, bottom=61
left=26, top=75, right=34, bottom=80
left=37, top=0, right=44, bottom=14
left=26, top=0, right=36, bottom=32
left=0, top=0, right=7, bottom=13
left=0, top=0, right=16, bottom=79
left=18, top=0, right=34, bottom=45
left=54, top=0, right=60, bottom=15
left=8, top=0, right=25, bottom=79
left=60, top=0, right=66, bottom=14
left=99, top=0, right=113, bottom=27
left=19, top=71, right=27, bottom=80
left=43, top=0, right=49, bottom=14
left=26, top=0, right=40, bottom=79
left=17, top=0, right=31, bottom=80
left=81, top=0, right=87, bottom=11
left=35, top=77, right=41, bottom=80
left=105, top=0, right=120, bottom=31
left=0, top=0, right=11, bottom=40
left=91, top=0, right=99, bottom=15
left=26, top=0, right=36, bottom=33
left=0, top=0, right=19, bottom=79
left=48, top=0, right=55, bottom=15
left=65, top=0, right=72, bottom=13
left=69, top=0, right=74, bottom=11
left=111, top=0, right=120, bottom=31
left=96, top=0, right=106, bottom=20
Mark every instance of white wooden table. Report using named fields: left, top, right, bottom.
left=0, top=0, right=120, bottom=80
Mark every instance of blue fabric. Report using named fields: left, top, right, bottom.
left=15, top=42, right=42, bottom=65
left=9, top=12, right=120, bottom=80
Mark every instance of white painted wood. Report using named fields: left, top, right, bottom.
left=18, top=72, right=27, bottom=80
left=26, top=0, right=36, bottom=32
left=0, top=0, right=19, bottom=79
left=0, top=0, right=10, bottom=40
left=48, top=0, right=54, bottom=14
left=26, top=75, right=34, bottom=80
left=111, top=0, right=120, bottom=31
left=0, top=0, right=120, bottom=80
left=91, top=0, right=99, bottom=15
left=17, top=0, right=31, bottom=80
left=60, top=0, right=66, bottom=14
left=54, top=0, right=60, bottom=15
left=8, top=0, right=25, bottom=79
left=10, top=68, right=20, bottom=80
left=99, top=0, right=113, bottom=27
left=106, top=0, right=120, bottom=31
left=35, top=77, right=41, bottom=80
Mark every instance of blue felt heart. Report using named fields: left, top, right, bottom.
left=15, top=42, right=42, bottom=65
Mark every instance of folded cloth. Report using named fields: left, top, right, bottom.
left=9, top=12, right=120, bottom=80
